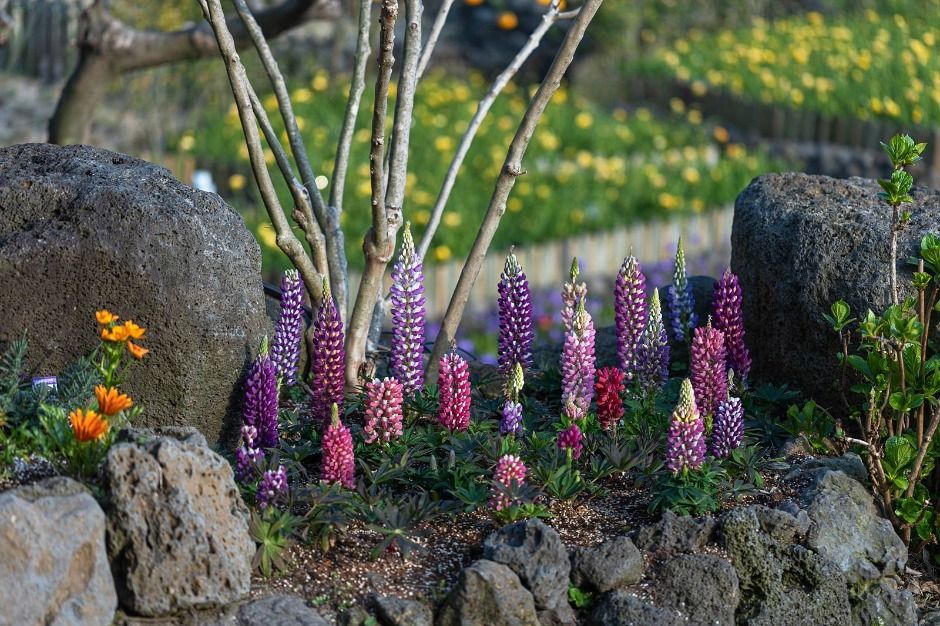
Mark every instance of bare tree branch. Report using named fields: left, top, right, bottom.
left=415, top=0, right=455, bottom=80
left=417, top=1, right=570, bottom=260
left=427, top=0, right=604, bottom=381
left=199, top=0, right=324, bottom=306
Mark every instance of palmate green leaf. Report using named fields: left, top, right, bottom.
left=884, top=435, right=916, bottom=474
left=921, top=234, right=940, bottom=274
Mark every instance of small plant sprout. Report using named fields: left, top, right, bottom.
left=879, top=133, right=925, bottom=304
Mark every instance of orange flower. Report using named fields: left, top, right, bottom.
left=464, top=0, right=483, bottom=5
left=121, top=321, right=146, bottom=340
left=95, top=385, right=133, bottom=415
left=127, top=341, right=149, bottom=360
left=101, top=325, right=130, bottom=342
left=69, top=409, right=109, bottom=442
left=496, top=11, right=518, bottom=30
left=96, top=310, right=119, bottom=325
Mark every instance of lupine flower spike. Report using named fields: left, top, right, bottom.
left=561, top=257, right=587, bottom=333
left=256, top=465, right=288, bottom=510
left=713, top=269, right=752, bottom=382
left=595, top=366, right=625, bottom=432
left=310, top=279, right=345, bottom=423
left=711, top=372, right=744, bottom=458
left=438, top=349, right=472, bottom=432
left=500, top=363, right=525, bottom=436
left=235, top=425, right=264, bottom=482
left=690, top=318, right=728, bottom=420
left=637, top=288, right=670, bottom=396
left=243, top=338, right=279, bottom=449
left=271, top=269, right=304, bottom=387
left=390, top=223, right=426, bottom=396
left=497, top=249, right=535, bottom=376
left=614, top=255, right=648, bottom=380
left=320, top=403, right=356, bottom=488
left=666, top=379, right=706, bottom=474
left=490, top=454, right=527, bottom=511
left=363, top=377, right=405, bottom=444
left=561, top=298, right=596, bottom=421
left=666, top=237, right=697, bottom=342
left=557, top=423, right=584, bottom=460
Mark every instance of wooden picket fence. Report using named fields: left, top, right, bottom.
left=0, top=0, right=84, bottom=82
left=348, top=206, right=734, bottom=319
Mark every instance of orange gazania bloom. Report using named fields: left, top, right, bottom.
left=496, top=11, right=518, bottom=30
left=96, top=310, right=119, bottom=325
left=69, top=409, right=109, bottom=442
left=95, top=385, right=133, bottom=415
left=101, top=325, right=130, bottom=342
left=121, top=321, right=146, bottom=340
left=127, top=341, right=149, bottom=360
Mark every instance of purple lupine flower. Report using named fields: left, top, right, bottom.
left=615, top=255, right=648, bottom=379
left=390, top=223, right=426, bottom=396
left=557, top=423, right=583, bottom=460
left=321, top=404, right=355, bottom=488
left=256, top=465, right=288, bottom=510
left=636, top=288, right=670, bottom=395
left=666, top=237, right=698, bottom=342
left=561, top=299, right=596, bottom=421
left=235, top=424, right=265, bottom=483
left=561, top=257, right=587, bottom=333
left=490, top=454, right=527, bottom=511
left=713, top=269, right=751, bottom=381
left=497, top=249, right=535, bottom=376
left=310, top=279, right=345, bottom=423
left=271, top=269, right=304, bottom=387
left=711, top=396, right=744, bottom=458
left=363, top=377, right=404, bottom=444
left=666, top=379, right=706, bottom=474
left=690, top=319, right=728, bottom=419
left=500, top=400, right=524, bottom=436
left=438, top=350, right=471, bottom=432
left=243, top=342, right=279, bottom=449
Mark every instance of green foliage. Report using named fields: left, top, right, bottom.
left=568, top=585, right=595, bottom=610
left=648, top=461, right=725, bottom=516
left=249, top=508, right=302, bottom=577
left=780, top=402, right=838, bottom=455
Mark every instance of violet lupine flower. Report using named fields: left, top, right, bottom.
left=438, top=350, right=471, bottom=432
left=320, top=404, right=356, bottom=489
left=271, top=269, right=304, bottom=387
left=497, top=250, right=535, bottom=376
left=243, top=342, right=279, bottom=449
left=615, top=255, right=648, bottom=380
left=561, top=299, right=596, bottom=421
left=666, top=237, right=697, bottom=342
left=666, top=379, right=706, bottom=474
left=711, top=396, right=744, bottom=458
left=561, top=257, right=587, bottom=333
left=690, top=319, right=728, bottom=419
left=500, top=400, right=524, bottom=436
left=595, top=366, right=625, bottom=431
left=310, top=280, right=345, bottom=423
left=256, top=465, right=288, bottom=510
left=390, top=224, right=426, bottom=396
left=490, top=454, right=527, bottom=511
left=636, top=288, right=670, bottom=395
left=557, top=423, right=583, bottom=460
left=235, top=425, right=264, bottom=483
left=713, top=269, right=752, bottom=381
left=362, top=377, right=404, bottom=444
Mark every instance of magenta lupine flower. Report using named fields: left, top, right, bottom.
left=497, top=250, right=535, bottom=376
left=310, top=280, right=345, bottom=423
left=256, top=465, right=288, bottom=510
left=562, top=257, right=587, bottom=333
left=666, top=237, right=698, bottom=342
left=636, top=288, right=670, bottom=395
left=561, top=299, right=596, bottom=421
left=690, top=319, right=728, bottom=419
left=557, top=423, right=584, bottom=460
left=615, top=255, right=648, bottom=380
left=320, top=404, right=356, bottom=488
left=271, top=269, right=304, bottom=387
left=595, top=366, right=625, bottom=431
left=490, top=454, right=527, bottom=511
left=500, top=400, right=524, bottom=436
left=235, top=424, right=264, bottom=483
left=711, top=396, right=744, bottom=458
left=390, top=224, right=426, bottom=396
left=713, top=269, right=751, bottom=381
left=243, top=343, right=279, bottom=449
left=363, top=377, right=404, bottom=444
left=438, top=350, right=471, bottom=432
left=666, top=379, right=706, bottom=474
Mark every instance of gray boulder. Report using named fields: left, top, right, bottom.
left=0, top=477, right=117, bottom=626
left=371, top=595, right=433, bottom=626
left=851, top=579, right=917, bottom=626
left=482, top=518, right=573, bottom=622
left=587, top=591, right=682, bottom=626
left=104, top=435, right=254, bottom=615
left=801, top=470, right=907, bottom=584
left=436, top=560, right=540, bottom=626
left=787, top=452, right=869, bottom=485
left=633, top=510, right=717, bottom=555
left=234, top=596, right=330, bottom=626
left=570, top=536, right=645, bottom=593
left=653, top=554, right=739, bottom=626
left=732, top=172, right=940, bottom=412
left=0, top=143, right=270, bottom=445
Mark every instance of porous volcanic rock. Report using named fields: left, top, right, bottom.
left=435, top=560, right=540, bottom=626
left=570, top=535, right=645, bottom=593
